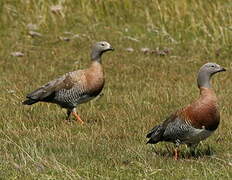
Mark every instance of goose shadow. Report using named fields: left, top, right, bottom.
left=149, top=144, right=215, bottom=160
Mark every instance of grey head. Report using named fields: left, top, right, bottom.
left=197, top=62, right=226, bottom=88
left=91, top=41, right=114, bottom=61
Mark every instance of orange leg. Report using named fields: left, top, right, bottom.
left=173, top=148, right=179, bottom=160
left=72, top=111, right=84, bottom=124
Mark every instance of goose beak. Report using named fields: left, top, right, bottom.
left=219, top=67, right=226, bottom=72
left=109, top=47, right=114, bottom=51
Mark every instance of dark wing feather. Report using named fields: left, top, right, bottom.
left=23, top=70, right=85, bottom=104
left=146, top=114, right=179, bottom=144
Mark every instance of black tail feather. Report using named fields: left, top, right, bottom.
left=146, top=124, right=164, bottom=144
left=146, top=138, right=157, bottom=144
left=22, top=99, right=38, bottom=105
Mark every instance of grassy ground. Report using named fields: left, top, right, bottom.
left=1, top=0, right=232, bottom=179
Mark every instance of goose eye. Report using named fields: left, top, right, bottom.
left=101, top=43, right=105, bottom=46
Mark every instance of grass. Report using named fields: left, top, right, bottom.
left=1, top=0, right=232, bottom=179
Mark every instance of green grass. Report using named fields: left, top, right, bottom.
left=1, top=0, right=232, bottom=179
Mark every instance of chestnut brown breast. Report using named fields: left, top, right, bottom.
left=179, top=88, right=220, bottom=131
left=85, top=61, right=105, bottom=97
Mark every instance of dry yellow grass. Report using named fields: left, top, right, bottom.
left=1, top=0, right=232, bottom=179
